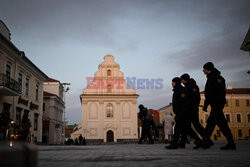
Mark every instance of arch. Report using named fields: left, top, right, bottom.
left=106, top=130, right=114, bottom=142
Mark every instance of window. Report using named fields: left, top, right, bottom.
left=216, top=130, right=221, bottom=137
left=205, top=114, right=209, bottom=123
left=107, top=84, right=112, bottom=93
left=106, top=103, right=113, bottom=118
left=236, top=114, right=241, bottom=123
left=107, top=69, right=111, bottom=76
left=18, top=73, right=22, bottom=92
left=35, top=83, right=39, bottom=101
left=34, top=113, right=39, bottom=131
left=16, top=107, right=22, bottom=127
left=225, top=114, right=230, bottom=123
left=6, top=64, right=11, bottom=84
left=225, top=100, right=229, bottom=106
left=247, top=114, right=250, bottom=123
left=43, top=103, right=45, bottom=112
left=238, top=129, right=242, bottom=138
left=200, top=119, right=203, bottom=124
left=247, top=99, right=250, bottom=106
left=236, top=99, right=239, bottom=107
left=25, top=77, right=29, bottom=96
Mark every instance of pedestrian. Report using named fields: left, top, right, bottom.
left=79, top=134, right=83, bottom=145
left=82, top=137, right=86, bottom=145
left=180, top=73, right=212, bottom=149
left=162, top=110, right=174, bottom=144
left=202, top=62, right=235, bottom=150
left=166, top=77, right=192, bottom=149
left=138, top=104, right=154, bottom=144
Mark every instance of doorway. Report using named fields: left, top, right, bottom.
left=106, top=130, right=114, bottom=142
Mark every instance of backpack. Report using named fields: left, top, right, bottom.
left=145, top=109, right=153, bottom=122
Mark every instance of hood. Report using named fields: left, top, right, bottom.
left=173, top=84, right=183, bottom=92
left=208, top=68, right=221, bottom=78
left=189, top=78, right=196, bottom=85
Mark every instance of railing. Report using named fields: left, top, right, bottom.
left=0, top=73, right=21, bottom=94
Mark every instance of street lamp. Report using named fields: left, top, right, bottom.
left=62, top=82, right=70, bottom=144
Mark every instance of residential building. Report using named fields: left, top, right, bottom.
left=199, top=86, right=250, bottom=140
left=42, top=78, right=65, bottom=144
left=0, top=20, right=47, bottom=142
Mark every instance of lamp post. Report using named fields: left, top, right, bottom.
left=62, top=82, right=70, bottom=144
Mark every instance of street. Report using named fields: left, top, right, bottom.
left=38, top=140, right=250, bottom=167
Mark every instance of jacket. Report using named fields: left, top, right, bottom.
left=204, top=68, right=226, bottom=107
left=172, top=84, right=192, bottom=115
left=185, top=78, right=201, bottom=112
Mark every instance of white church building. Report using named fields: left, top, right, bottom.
left=71, top=55, right=139, bottom=143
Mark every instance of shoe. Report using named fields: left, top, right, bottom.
left=165, top=143, right=178, bottom=149
left=149, top=141, right=154, bottom=144
left=201, top=139, right=214, bottom=149
left=178, top=143, right=185, bottom=148
left=193, top=140, right=202, bottom=149
left=165, top=139, right=169, bottom=144
left=220, top=143, right=236, bottom=150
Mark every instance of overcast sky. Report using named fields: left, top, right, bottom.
left=1, top=0, right=250, bottom=124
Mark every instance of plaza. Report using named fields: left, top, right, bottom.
left=38, top=140, right=250, bottom=167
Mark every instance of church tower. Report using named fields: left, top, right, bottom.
left=79, top=55, right=139, bottom=143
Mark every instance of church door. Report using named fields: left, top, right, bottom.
left=107, top=130, right=114, bottom=142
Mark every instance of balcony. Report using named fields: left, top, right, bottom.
left=0, top=73, right=21, bottom=96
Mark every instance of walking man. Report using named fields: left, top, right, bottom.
left=166, top=77, right=191, bottom=149
left=202, top=62, right=236, bottom=150
left=181, top=73, right=212, bottom=149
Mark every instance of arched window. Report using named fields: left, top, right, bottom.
left=107, top=69, right=111, bottom=76
left=107, top=84, right=112, bottom=93
left=106, top=103, right=113, bottom=118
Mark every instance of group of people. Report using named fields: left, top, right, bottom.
left=138, top=62, right=236, bottom=150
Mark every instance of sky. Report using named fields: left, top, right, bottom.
left=1, top=0, right=250, bottom=124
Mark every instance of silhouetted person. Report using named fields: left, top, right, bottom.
left=138, top=104, right=154, bottom=144
left=74, top=138, right=79, bottom=145
left=79, top=134, right=83, bottom=145
left=202, top=62, right=235, bottom=150
left=181, top=73, right=211, bottom=149
left=82, top=137, right=86, bottom=145
left=166, top=77, right=192, bottom=149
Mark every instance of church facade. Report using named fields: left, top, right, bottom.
left=74, top=55, right=139, bottom=143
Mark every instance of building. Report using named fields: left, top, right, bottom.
left=199, top=86, right=250, bottom=141
left=72, top=55, right=139, bottom=143
left=240, top=27, right=250, bottom=52
left=158, top=103, right=173, bottom=124
left=65, top=124, right=78, bottom=139
left=42, top=78, right=65, bottom=144
left=0, top=20, right=47, bottom=142
left=240, top=27, right=250, bottom=74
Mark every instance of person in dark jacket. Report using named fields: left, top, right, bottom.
left=202, top=62, right=235, bottom=150
left=79, top=134, right=83, bottom=145
left=138, top=104, right=154, bottom=144
left=166, top=77, right=192, bottom=149
left=181, top=73, right=211, bottom=149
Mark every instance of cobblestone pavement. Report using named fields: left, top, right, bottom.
left=38, top=141, right=250, bottom=167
